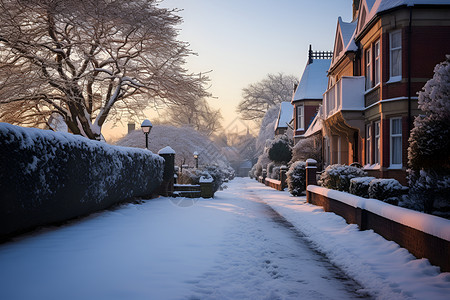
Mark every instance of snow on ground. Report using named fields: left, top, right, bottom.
left=248, top=180, right=450, bottom=300
left=0, top=178, right=449, bottom=300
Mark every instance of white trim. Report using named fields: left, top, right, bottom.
left=364, top=83, right=380, bottom=95
left=364, top=96, right=419, bottom=111
left=386, top=76, right=402, bottom=84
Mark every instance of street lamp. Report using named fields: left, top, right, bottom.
left=141, top=119, right=153, bottom=149
left=193, top=151, right=199, bottom=169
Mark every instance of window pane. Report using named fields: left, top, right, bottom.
left=297, top=105, right=304, bottom=129
left=366, top=49, right=372, bottom=88
left=392, top=49, right=401, bottom=77
left=392, top=136, right=402, bottom=164
left=391, top=119, right=401, bottom=134
left=392, top=31, right=401, bottom=48
left=374, top=122, right=380, bottom=164
left=374, top=42, right=380, bottom=85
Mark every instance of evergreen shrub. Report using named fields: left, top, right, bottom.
left=349, top=177, right=375, bottom=198
left=286, top=161, right=306, bottom=196
left=319, top=164, right=367, bottom=192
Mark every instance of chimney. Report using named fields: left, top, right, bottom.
left=353, top=0, right=360, bottom=21
left=127, top=123, right=135, bottom=133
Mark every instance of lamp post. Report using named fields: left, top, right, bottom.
left=141, top=119, right=153, bottom=149
left=193, top=151, right=199, bottom=169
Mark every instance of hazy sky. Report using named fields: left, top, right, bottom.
left=104, top=0, right=353, bottom=140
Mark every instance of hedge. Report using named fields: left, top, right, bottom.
left=0, top=123, right=164, bottom=238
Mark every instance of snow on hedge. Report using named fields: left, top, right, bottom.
left=307, top=185, right=450, bottom=241
left=0, top=123, right=164, bottom=237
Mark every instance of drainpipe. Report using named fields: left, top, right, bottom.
left=407, top=7, right=412, bottom=132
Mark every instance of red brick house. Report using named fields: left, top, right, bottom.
left=322, top=0, right=450, bottom=184
left=291, top=46, right=331, bottom=144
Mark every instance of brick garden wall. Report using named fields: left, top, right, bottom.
left=307, top=186, right=450, bottom=272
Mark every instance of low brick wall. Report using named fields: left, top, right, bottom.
left=307, top=185, right=450, bottom=272
left=265, top=178, right=283, bottom=191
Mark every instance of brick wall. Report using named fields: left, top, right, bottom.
left=307, top=187, right=450, bottom=272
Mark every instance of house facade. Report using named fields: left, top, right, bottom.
left=322, top=0, right=450, bottom=184
left=292, top=46, right=331, bottom=144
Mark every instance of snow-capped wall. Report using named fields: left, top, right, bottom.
left=307, top=184, right=450, bottom=272
left=0, top=123, right=164, bottom=238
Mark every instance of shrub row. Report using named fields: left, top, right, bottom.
left=319, top=164, right=408, bottom=204
left=0, top=123, right=164, bottom=238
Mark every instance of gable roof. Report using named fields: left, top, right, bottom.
left=355, top=0, right=450, bottom=38
left=331, top=17, right=358, bottom=69
left=292, top=59, right=331, bottom=102
left=274, top=101, right=293, bottom=130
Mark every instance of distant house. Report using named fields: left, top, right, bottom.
left=291, top=46, right=331, bottom=143
left=321, top=0, right=450, bottom=184
left=274, top=101, right=293, bottom=135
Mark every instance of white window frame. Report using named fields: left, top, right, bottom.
left=366, top=124, right=372, bottom=165
left=390, top=118, right=402, bottom=168
left=374, top=41, right=380, bottom=86
left=365, top=47, right=372, bottom=89
left=297, top=105, right=304, bottom=130
left=374, top=121, right=380, bottom=164
left=389, top=30, right=402, bottom=82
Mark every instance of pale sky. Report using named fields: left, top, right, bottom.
left=103, top=0, right=353, bottom=141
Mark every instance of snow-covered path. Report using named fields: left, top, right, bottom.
left=0, top=178, right=448, bottom=299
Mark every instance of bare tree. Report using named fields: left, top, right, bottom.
left=237, top=73, right=297, bottom=123
left=0, top=0, right=210, bottom=140
left=163, top=98, right=223, bottom=136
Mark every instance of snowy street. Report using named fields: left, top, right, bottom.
left=0, top=178, right=449, bottom=300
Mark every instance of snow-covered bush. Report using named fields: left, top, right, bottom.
left=254, top=152, right=271, bottom=178
left=408, top=55, right=450, bottom=213
left=0, top=123, right=164, bottom=237
left=319, top=164, right=367, bottom=192
left=290, top=135, right=322, bottom=169
left=267, top=135, right=292, bottom=163
left=368, top=179, right=408, bottom=205
left=349, top=177, right=375, bottom=198
left=267, top=161, right=282, bottom=180
left=286, top=161, right=306, bottom=196
left=406, top=170, right=450, bottom=214
left=178, top=165, right=231, bottom=193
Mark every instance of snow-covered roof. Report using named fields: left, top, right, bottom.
left=356, top=0, right=450, bottom=38
left=274, top=101, right=293, bottom=130
left=292, top=59, right=331, bottom=102
left=331, top=18, right=358, bottom=69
